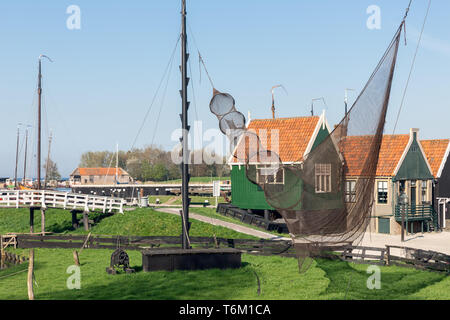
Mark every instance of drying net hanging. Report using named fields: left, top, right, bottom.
left=209, top=23, right=403, bottom=272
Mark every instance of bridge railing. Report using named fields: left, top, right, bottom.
left=0, top=190, right=125, bottom=213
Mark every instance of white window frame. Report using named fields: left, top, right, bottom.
left=315, top=163, right=331, bottom=193
left=421, top=180, right=428, bottom=203
left=345, top=180, right=356, bottom=203
left=256, top=164, right=284, bottom=185
left=377, top=181, right=388, bottom=204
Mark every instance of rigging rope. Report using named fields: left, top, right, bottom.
left=187, top=22, right=215, bottom=89
left=392, top=0, right=431, bottom=134
left=130, top=34, right=181, bottom=151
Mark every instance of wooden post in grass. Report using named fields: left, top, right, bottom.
left=27, top=249, right=34, bottom=300
left=73, top=250, right=80, bottom=266
left=29, top=208, right=35, bottom=234
left=41, top=209, right=46, bottom=235
left=71, top=210, right=79, bottom=229
left=83, top=211, right=89, bottom=231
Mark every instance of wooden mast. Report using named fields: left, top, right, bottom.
left=37, top=55, right=52, bottom=190
left=23, top=126, right=29, bottom=185
left=14, top=125, right=20, bottom=189
left=180, top=0, right=191, bottom=249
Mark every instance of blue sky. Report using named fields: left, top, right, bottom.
left=0, top=0, right=449, bottom=177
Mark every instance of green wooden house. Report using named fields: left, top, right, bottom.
left=228, top=111, right=334, bottom=212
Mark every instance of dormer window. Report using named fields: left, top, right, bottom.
left=315, top=163, right=331, bottom=193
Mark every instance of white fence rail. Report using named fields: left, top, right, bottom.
left=0, top=190, right=125, bottom=214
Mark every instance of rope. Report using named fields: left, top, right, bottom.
left=149, top=43, right=177, bottom=148
left=130, top=34, right=181, bottom=151
left=187, top=22, right=215, bottom=89
left=0, top=268, right=27, bottom=280
left=392, top=0, right=431, bottom=134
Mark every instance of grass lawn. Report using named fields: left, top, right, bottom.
left=0, top=207, right=255, bottom=239
left=0, top=207, right=449, bottom=300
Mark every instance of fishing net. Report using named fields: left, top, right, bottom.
left=209, top=24, right=403, bottom=272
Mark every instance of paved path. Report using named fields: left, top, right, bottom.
left=155, top=207, right=289, bottom=240
left=360, top=231, right=450, bottom=255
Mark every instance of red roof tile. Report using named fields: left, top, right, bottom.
left=341, top=135, right=410, bottom=177
left=421, top=139, right=450, bottom=178
left=231, top=116, right=320, bottom=163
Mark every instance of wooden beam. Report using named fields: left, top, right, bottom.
left=27, top=249, right=34, bottom=300
left=29, top=208, right=35, bottom=234
left=83, top=211, right=89, bottom=231
left=41, top=209, right=46, bottom=234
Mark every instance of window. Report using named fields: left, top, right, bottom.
left=315, top=164, right=331, bottom=193
left=89, top=176, right=94, bottom=183
left=377, top=181, right=388, bottom=204
left=256, top=164, right=284, bottom=184
left=345, top=180, right=356, bottom=203
left=421, top=181, right=427, bottom=202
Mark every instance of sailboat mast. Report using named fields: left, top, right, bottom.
left=37, top=55, right=52, bottom=190
left=14, top=125, right=20, bottom=188
left=180, top=0, right=191, bottom=249
left=37, top=58, right=42, bottom=190
left=23, top=127, right=28, bottom=184
left=44, top=132, right=52, bottom=189
left=116, top=143, right=119, bottom=184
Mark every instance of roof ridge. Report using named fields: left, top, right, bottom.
left=250, top=116, right=320, bottom=121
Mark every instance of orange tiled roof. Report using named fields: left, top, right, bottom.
left=421, top=139, right=450, bottom=178
left=231, top=116, right=320, bottom=163
left=77, top=168, right=128, bottom=176
left=341, top=134, right=410, bottom=177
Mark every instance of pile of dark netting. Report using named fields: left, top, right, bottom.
left=209, top=23, right=403, bottom=272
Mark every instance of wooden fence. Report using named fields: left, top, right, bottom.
left=0, top=190, right=125, bottom=213
left=6, top=234, right=449, bottom=273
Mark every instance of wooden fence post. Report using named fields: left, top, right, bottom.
left=83, top=211, right=89, bottom=231
left=27, top=249, right=34, bottom=300
left=29, top=208, right=35, bottom=234
left=73, top=250, right=80, bottom=266
left=386, top=246, right=391, bottom=266
left=41, top=209, right=46, bottom=235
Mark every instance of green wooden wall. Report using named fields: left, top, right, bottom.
left=394, top=133, right=433, bottom=181
left=231, top=125, right=329, bottom=210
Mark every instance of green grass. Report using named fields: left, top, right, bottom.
left=0, top=207, right=255, bottom=239
left=1, top=249, right=448, bottom=300
left=0, top=207, right=449, bottom=300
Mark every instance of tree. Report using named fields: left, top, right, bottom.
left=43, top=158, right=61, bottom=181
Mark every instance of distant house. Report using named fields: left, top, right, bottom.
left=421, top=139, right=450, bottom=229
left=70, top=168, right=133, bottom=186
left=342, top=128, right=435, bottom=235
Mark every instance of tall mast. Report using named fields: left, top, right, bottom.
left=44, top=132, right=52, bottom=189
left=37, top=58, right=42, bottom=190
left=116, top=142, right=119, bottom=184
left=14, top=125, right=20, bottom=189
left=37, top=55, right=52, bottom=190
left=23, top=126, right=29, bottom=184
left=180, top=0, right=191, bottom=249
